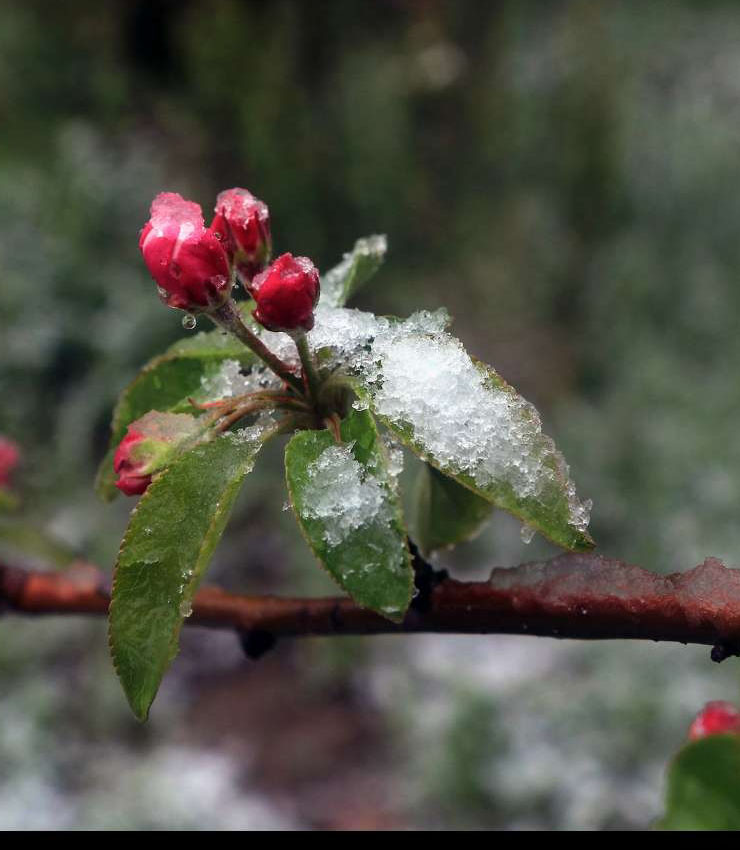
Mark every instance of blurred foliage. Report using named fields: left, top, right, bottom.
left=3, top=0, right=740, bottom=829
left=659, top=735, right=740, bottom=830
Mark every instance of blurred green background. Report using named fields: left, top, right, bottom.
left=2, top=0, right=740, bottom=829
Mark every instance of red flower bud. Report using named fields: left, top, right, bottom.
left=251, top=253, right=320, bottom=333
left=212, top=188, right=271, bottom=286
left=688, top=701, right=740, bottom=741
left=0, top=436, right=20, bottom=489
left=140, top=192, right=231, bottom=312
left=113, top=412, right=201, bottom=497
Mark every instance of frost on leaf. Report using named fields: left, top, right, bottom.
left=196, top=358, right=281, bottom=403
left=301, top=304, right=592, bottom=550
left=303, top=444, right=393, bottom=546
left=284, top=409, right=413, bottom=621
left=321, top=234, right=388, bottom=308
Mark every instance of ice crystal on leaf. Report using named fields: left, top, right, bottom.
left=199, top=358, right=281, bottom=401
left=302, top=443, right=393, bottom=547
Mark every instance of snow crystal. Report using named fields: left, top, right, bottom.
left=199, top=359, right=282, bottom=401
left=381, top=431, right=405, bottom=488
left=302, top=443, right=392, bottom=547
left=227, top=412, right=277, bottom=446
left=520, top=523, right=536, bottom=544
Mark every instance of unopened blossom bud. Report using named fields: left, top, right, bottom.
left=212, top=188, right=271, bottom=286
left=251, top=253, right=320, bottom=333
left=0, top=436, right=19, bottom=489
left=139, top=192, right=231, bottom=312
left=113, top=412, right=201, bottom=497
left=688, top=701, right=740, bottom=741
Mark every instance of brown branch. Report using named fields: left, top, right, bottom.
left=2, top=554, right=740, bottom=658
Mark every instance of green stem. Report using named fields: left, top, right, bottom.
left=209, top=301, right=304, bottom=394
left=294, top=332, right=322, bottom=405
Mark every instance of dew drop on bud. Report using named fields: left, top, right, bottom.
left=520, top=523, right=535, bottom=544
left=182, top=314, right=197, bottom=331
left=179, top=599, right=193, bottom=617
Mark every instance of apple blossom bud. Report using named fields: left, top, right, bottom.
left=212, top=187, right=271, bottom=286
left=140, top=192, right=231, bottom=312
left=688, top=701, right=740, bottom=741
left=251, top=253, right=320, bottom=333
left=113, top=412, right=201, bottom=497
left=0, top=436, right=20, bottom=490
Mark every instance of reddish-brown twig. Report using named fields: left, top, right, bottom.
left=2, top=554, right=739, bottom=659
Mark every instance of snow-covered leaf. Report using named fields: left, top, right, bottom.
left=284, top=408, right=412, bottom=622
left=304, top=305, right=593, bottom=551
left=320, top=235, right=387, bottom=308
left=659, top=735, right=740, bottom=829
left=95, top=326, right=259, bottom=501
left=413, top=462, right=494, bottom=554
left=109, top=425, right=272, bottom=721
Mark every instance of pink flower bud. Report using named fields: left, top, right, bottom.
left=251, top=253, right=320, bottom=333
left=0, top=436, right=20, bottom=489
left=212, top=188, right=271, bottom=286
left=113, top=412, right=201, bottom=497
left=140, top=192, right=231, bottom=312
left=688, top=701, right=740, bottom=741
left=113, top=429, right=152, bottom=496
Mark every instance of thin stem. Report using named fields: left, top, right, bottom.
left=294, top=332, right=322, bottom=404
left=209, top=301, right=304, bottom=394
left=323, top=414, right=342, bottom=444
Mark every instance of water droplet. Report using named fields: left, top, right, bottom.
left=182, top=314, right=197, bottom=330
left=520, top=523, right=536, bottom=544
left=179, top=600, right=193, bottom=618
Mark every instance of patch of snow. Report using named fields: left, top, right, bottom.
left=302, top=443, right=392, bottom=547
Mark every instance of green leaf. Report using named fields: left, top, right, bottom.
left=659, top=735, right=740, bottom=830
left=284, top=409, right=412, bottom=622
left=413, top=463, right=494, bottom=554
left=321, top=234, right=387, bottom=307
left=109, top=428, right=270, bottom=720
left=345, top=316, right=594, bottom=551
left=96, top=326, right=258, bottom=501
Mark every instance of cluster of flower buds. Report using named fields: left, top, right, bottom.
left=139, top=187, right=320, bottom=334
left=114, top=412, right=200, bottom=496
left=125, top=187, right=324, bottom=497
left=688, top=701, right=740, bottom=741
left=0, top=436, right=19, bottom=490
